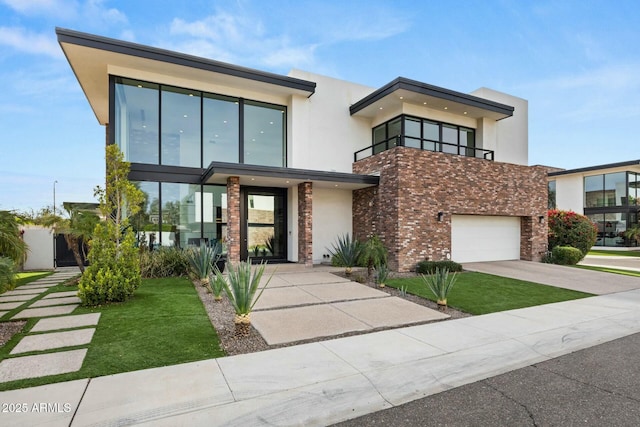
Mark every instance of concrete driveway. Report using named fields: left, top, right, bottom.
left=462, top=260, right=640, bottom=295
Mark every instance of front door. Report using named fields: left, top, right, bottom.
left=240, top=187, right=287, bottom=262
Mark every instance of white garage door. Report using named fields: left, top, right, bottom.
left=451, top=215, right=521, bottom=263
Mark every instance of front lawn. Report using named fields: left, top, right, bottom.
left=587, top=249, right=640, bottom=257
left=576, top=265, right=640, bottom=278
left=15, top=271, right=53, bottom=287
left=387, top=272, right=593, bottom=315
left=0, top=277, right=224, bottom=391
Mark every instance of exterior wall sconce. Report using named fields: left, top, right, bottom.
left=538, top=215, right=545, bottom=224
left=437, top=211, right=444, bottom=222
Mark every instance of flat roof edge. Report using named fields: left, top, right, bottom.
left=350, top=77, right=514, bottom=116
left=548, top=160, right=640, bottom=177
left=55, top=27, right=316, bottom=94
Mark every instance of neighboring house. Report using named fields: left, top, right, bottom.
left=548, top=160, right=640, bottom=247
left=57, top=28, right=547, bottom=271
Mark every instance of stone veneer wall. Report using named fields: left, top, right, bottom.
left=226, top=176, right=240, bottom=263
left=298, top=182, right=313, bottom=266
left=353, top=147, right=548, bottom=272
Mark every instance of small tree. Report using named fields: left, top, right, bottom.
left=78, top=145, right=144, bottom=306
left=547, top=209, right=597, bottom=259
left=358, top=234, right=387, bottom=279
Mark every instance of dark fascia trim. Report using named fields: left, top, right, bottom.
left=129, top=163, right=203, bottom=184
left=548, top=160, right=640, bottom=177
left=56, top=27, right=316, bottom=95
left=349, top=77, right=514, bottom=116
left=202, top=162, right=380, bottom=185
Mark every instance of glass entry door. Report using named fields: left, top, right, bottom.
left=240, top=187, right=287, bottom=261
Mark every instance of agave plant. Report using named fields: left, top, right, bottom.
left=421, top=267, right=457, bottom=310
left=265, top=234, right=276, bottom=256
left=375, top=262, right=389, bottom=288
left=186, top=243, right=220, bottom=286
left=210, top=272, right=225, bottom=302
left=328, top=233, right=362, bottom=275
left=215, top=261, right=272, bottom=336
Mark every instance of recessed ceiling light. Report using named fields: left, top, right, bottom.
left=251, top=178, right=255, bottom=181
left=179, top=130, right=183, bottom=133
left=142, top=125, right=146, bottom=128
left=444, top=107, right=448, bottom=110
left=260, top=130, right=264, bottom=134
left=463, top=112, right=467, bottom=115
left=269, top=121, right=274, bottom=125
left=379, top=107, right=383, bottom=110
left=223, top=120, right=227, bottom=124
left=399, top=96, right=404, bottom=100
left=285, top=180, right=290, bottom=184
left=137, top=85, right=142, bottom=88
left=188, top=93, right=193, bottom=97
left=423, top=102, right=427, bottom=105
left=183, top=114, right=188, bottom=118
left=334, top=184, right=339, bottom=187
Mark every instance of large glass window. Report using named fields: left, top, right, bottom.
left=202, top=185, right=227, bottom=254
left=114, top=78, right=159, bottom=164
left=131, top=181, right=160, bottom=249
left=604, top=172, right=626, bottom=207
left=160, top=183, right=200, bottom=248
left=548, top=180, right=556, bottom=209
left=243, top=101, right=285, bottom=167
left=161, top=87, right=201, bottom=167
left=404, top=117, right=421, bottom=149
left=203, top=94, right=239, bottom=165
left=629, top=173, right=639, bottom=206
left=584, top=175, right=604, bottom=207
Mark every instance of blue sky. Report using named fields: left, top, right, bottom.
left=1, top=0, right=639, bottom=212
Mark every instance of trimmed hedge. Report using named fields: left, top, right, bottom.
left=416, top=260, right=463, bottom=274
left=551, top=246, right=583, bottom=265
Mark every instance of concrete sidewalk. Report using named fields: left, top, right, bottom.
left=3, top=288, right=640, bottom=426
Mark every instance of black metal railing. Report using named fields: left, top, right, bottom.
left=354, top=136, right=494, bottom=162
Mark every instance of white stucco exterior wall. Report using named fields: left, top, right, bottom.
left=22, top=226, right=54, bottom=271
left=471, top=88, right=528, bottom=166
left=312, top=188, right=352, bottom=264
left=287, top=70, right=374, bottom=173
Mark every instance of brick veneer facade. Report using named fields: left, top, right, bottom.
left=298, top=182, right=313, bottom=266
left=226, top=176, right=241, bottom=263
left=353, top=147, right=548, bottom=272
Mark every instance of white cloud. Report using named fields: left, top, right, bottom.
left=0, top=0, right=78, bottom=18
left=0, top=27, right=62, bottom=58
left=81, top=0, right=127, bottom=26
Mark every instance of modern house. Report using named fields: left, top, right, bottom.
left=548, top=160, right=640, bottom=247
left=57, top=28, right=547, bottom=271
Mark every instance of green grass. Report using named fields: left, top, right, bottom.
left=0, top=277, right=224, bottom=391
left=15, top=271, right=53, bottom=287
left=387, top=272, right=593, bottom=315
left=587, top=249, right=640, bottom=257
left=576, top=265, right=640, bottom=277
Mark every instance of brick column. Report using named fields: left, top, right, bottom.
left=226, top=176, right=241, bottom=264
left=298, top=182, right=313, bottom=267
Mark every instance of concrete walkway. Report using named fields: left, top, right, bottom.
left=463, top=260, right=640, bottom=294
left=2, top=286, right=640, bottom=426
left=580, top=254, right=640, bottom=272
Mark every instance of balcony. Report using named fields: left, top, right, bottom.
left=354, top=136, right=494, bottom=162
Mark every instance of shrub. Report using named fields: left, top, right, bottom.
left=328, top=234, right=362, bottom=274
left=551, top=246, right=583, bottom=265
left=185, top=243, right=221, bottom=285
left=547, top=209, right=597, bottom=259
left=0, top=256, right=16, bottom=293
left=416, top=260, right=463, bottom=274
left=140, top=247, right=190, bottom=278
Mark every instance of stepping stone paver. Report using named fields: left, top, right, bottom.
left=18, top=283, right=57, bottom=290
left=43, top=291, right=78, bottom=299
left=0, top=311, right=7, bottom=318
left=0, top=349, right=87, bottom=382
left=31, top=313, right=101, bottom=332
left=12, top=304, right=78, bottom=319
left=0, top=301, right=24, bottom=310
left=4, top=289, right=44, bottom=296
left=29, top=297, right=82, bottom=308
left=0, top=294, right=36, bottom=302
left=10, top=329, right=95, bottom=354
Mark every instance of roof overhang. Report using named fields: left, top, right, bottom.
left=56, top=28, right=316, bottom=125
left=202, top=162, right=379, bottom=190
left=350, top=77, right=514, bottom=120
left=548, top=160, right=640, bottom=177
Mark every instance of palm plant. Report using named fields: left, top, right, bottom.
left=421, top=267, right=458, bottom=310
left=359, top=234, right=387, bottom=279
left=625, top=224, right=640, bottom=246
left=215, top=261, right=271, bottom=337
left=0, top=256, right=16, bottom=293
left=328, top=233, right=362, bottom=275
left=0, top=210, right=27, bottom=264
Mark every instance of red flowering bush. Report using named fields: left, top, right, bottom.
left=547, top=209, right=597, bottom=259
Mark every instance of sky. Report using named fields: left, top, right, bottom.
left=1, top=0, right=639, bottom=212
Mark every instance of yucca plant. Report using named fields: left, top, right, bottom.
left=421, top=267, right=457, bottom=310
left=215, top=261, right=272, bottom=337
left=375, top=262, right=389, bottom=288
left=328, top=233, right=362, bottom=275
left=186, top=243, right=220, bottom=286
left=210, top=272, right=225, bottom=302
